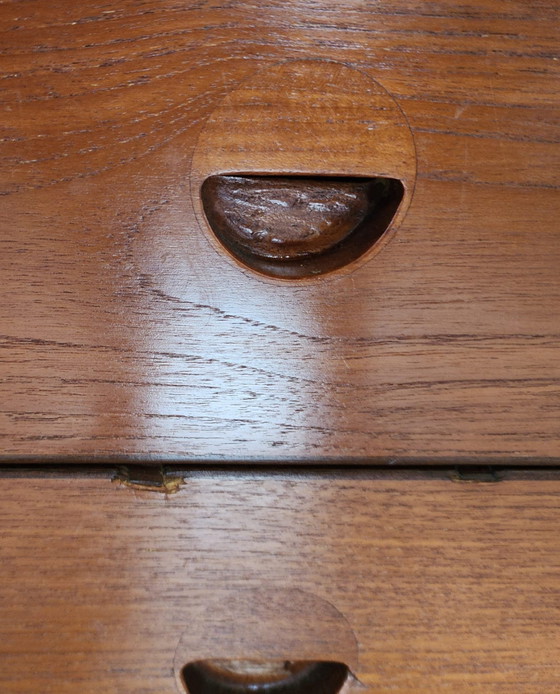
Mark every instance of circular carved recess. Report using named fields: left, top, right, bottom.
left=172, top=588, right=358, bottom=694
left=201, top=175, right=404, bottom=278
left=191, top=59, right=416, bottom=279
left=181, top=660, right=349, bottom=694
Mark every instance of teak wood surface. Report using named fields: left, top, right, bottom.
left=3, top=469, right=560, bottom=693
left=1, top=0, right=559, bottom=464
left=3, top=4, right=560, bottom=690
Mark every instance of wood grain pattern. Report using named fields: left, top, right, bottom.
left=3, top=469, right=560, bottom=692
left=1, top=0, right=559, bottom=462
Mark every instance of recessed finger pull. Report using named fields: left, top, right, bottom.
left=181, top=659, right=349, bottom=694
left=201, top=175, right=404, bottom=278
left=191, top=60, right=417, bottom=279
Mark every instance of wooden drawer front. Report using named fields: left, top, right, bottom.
left=2, top=469, right=560, bottom=693
left=1, top=0, right=559, bottom=464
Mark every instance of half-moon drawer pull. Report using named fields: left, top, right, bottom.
left=181, top=659, right=349, bottom=694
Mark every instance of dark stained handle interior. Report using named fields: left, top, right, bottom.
left=181, top=660, right=349, bottom=694
left=201, top=175, right=404, bottom=278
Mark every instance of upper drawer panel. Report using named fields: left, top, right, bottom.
left=1, top=0, right=559, bottom=463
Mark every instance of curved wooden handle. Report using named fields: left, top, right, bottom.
left=181, top=660, right=349, bottom=694
left=201, top=175, right=404, bottom=278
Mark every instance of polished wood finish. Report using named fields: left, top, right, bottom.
left=1, top=0, right=559, bottom=463
left=3, top=469, right=560, bottom=692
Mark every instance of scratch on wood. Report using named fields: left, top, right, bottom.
left=451, top=466, right=504, bottom=483
left=113, top=465, right=184, bottom=493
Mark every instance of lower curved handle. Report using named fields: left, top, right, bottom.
left=181, top=659, right=349, bottom=694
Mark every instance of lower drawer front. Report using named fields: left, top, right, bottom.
left=2, top=470, right=559, bottom=693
